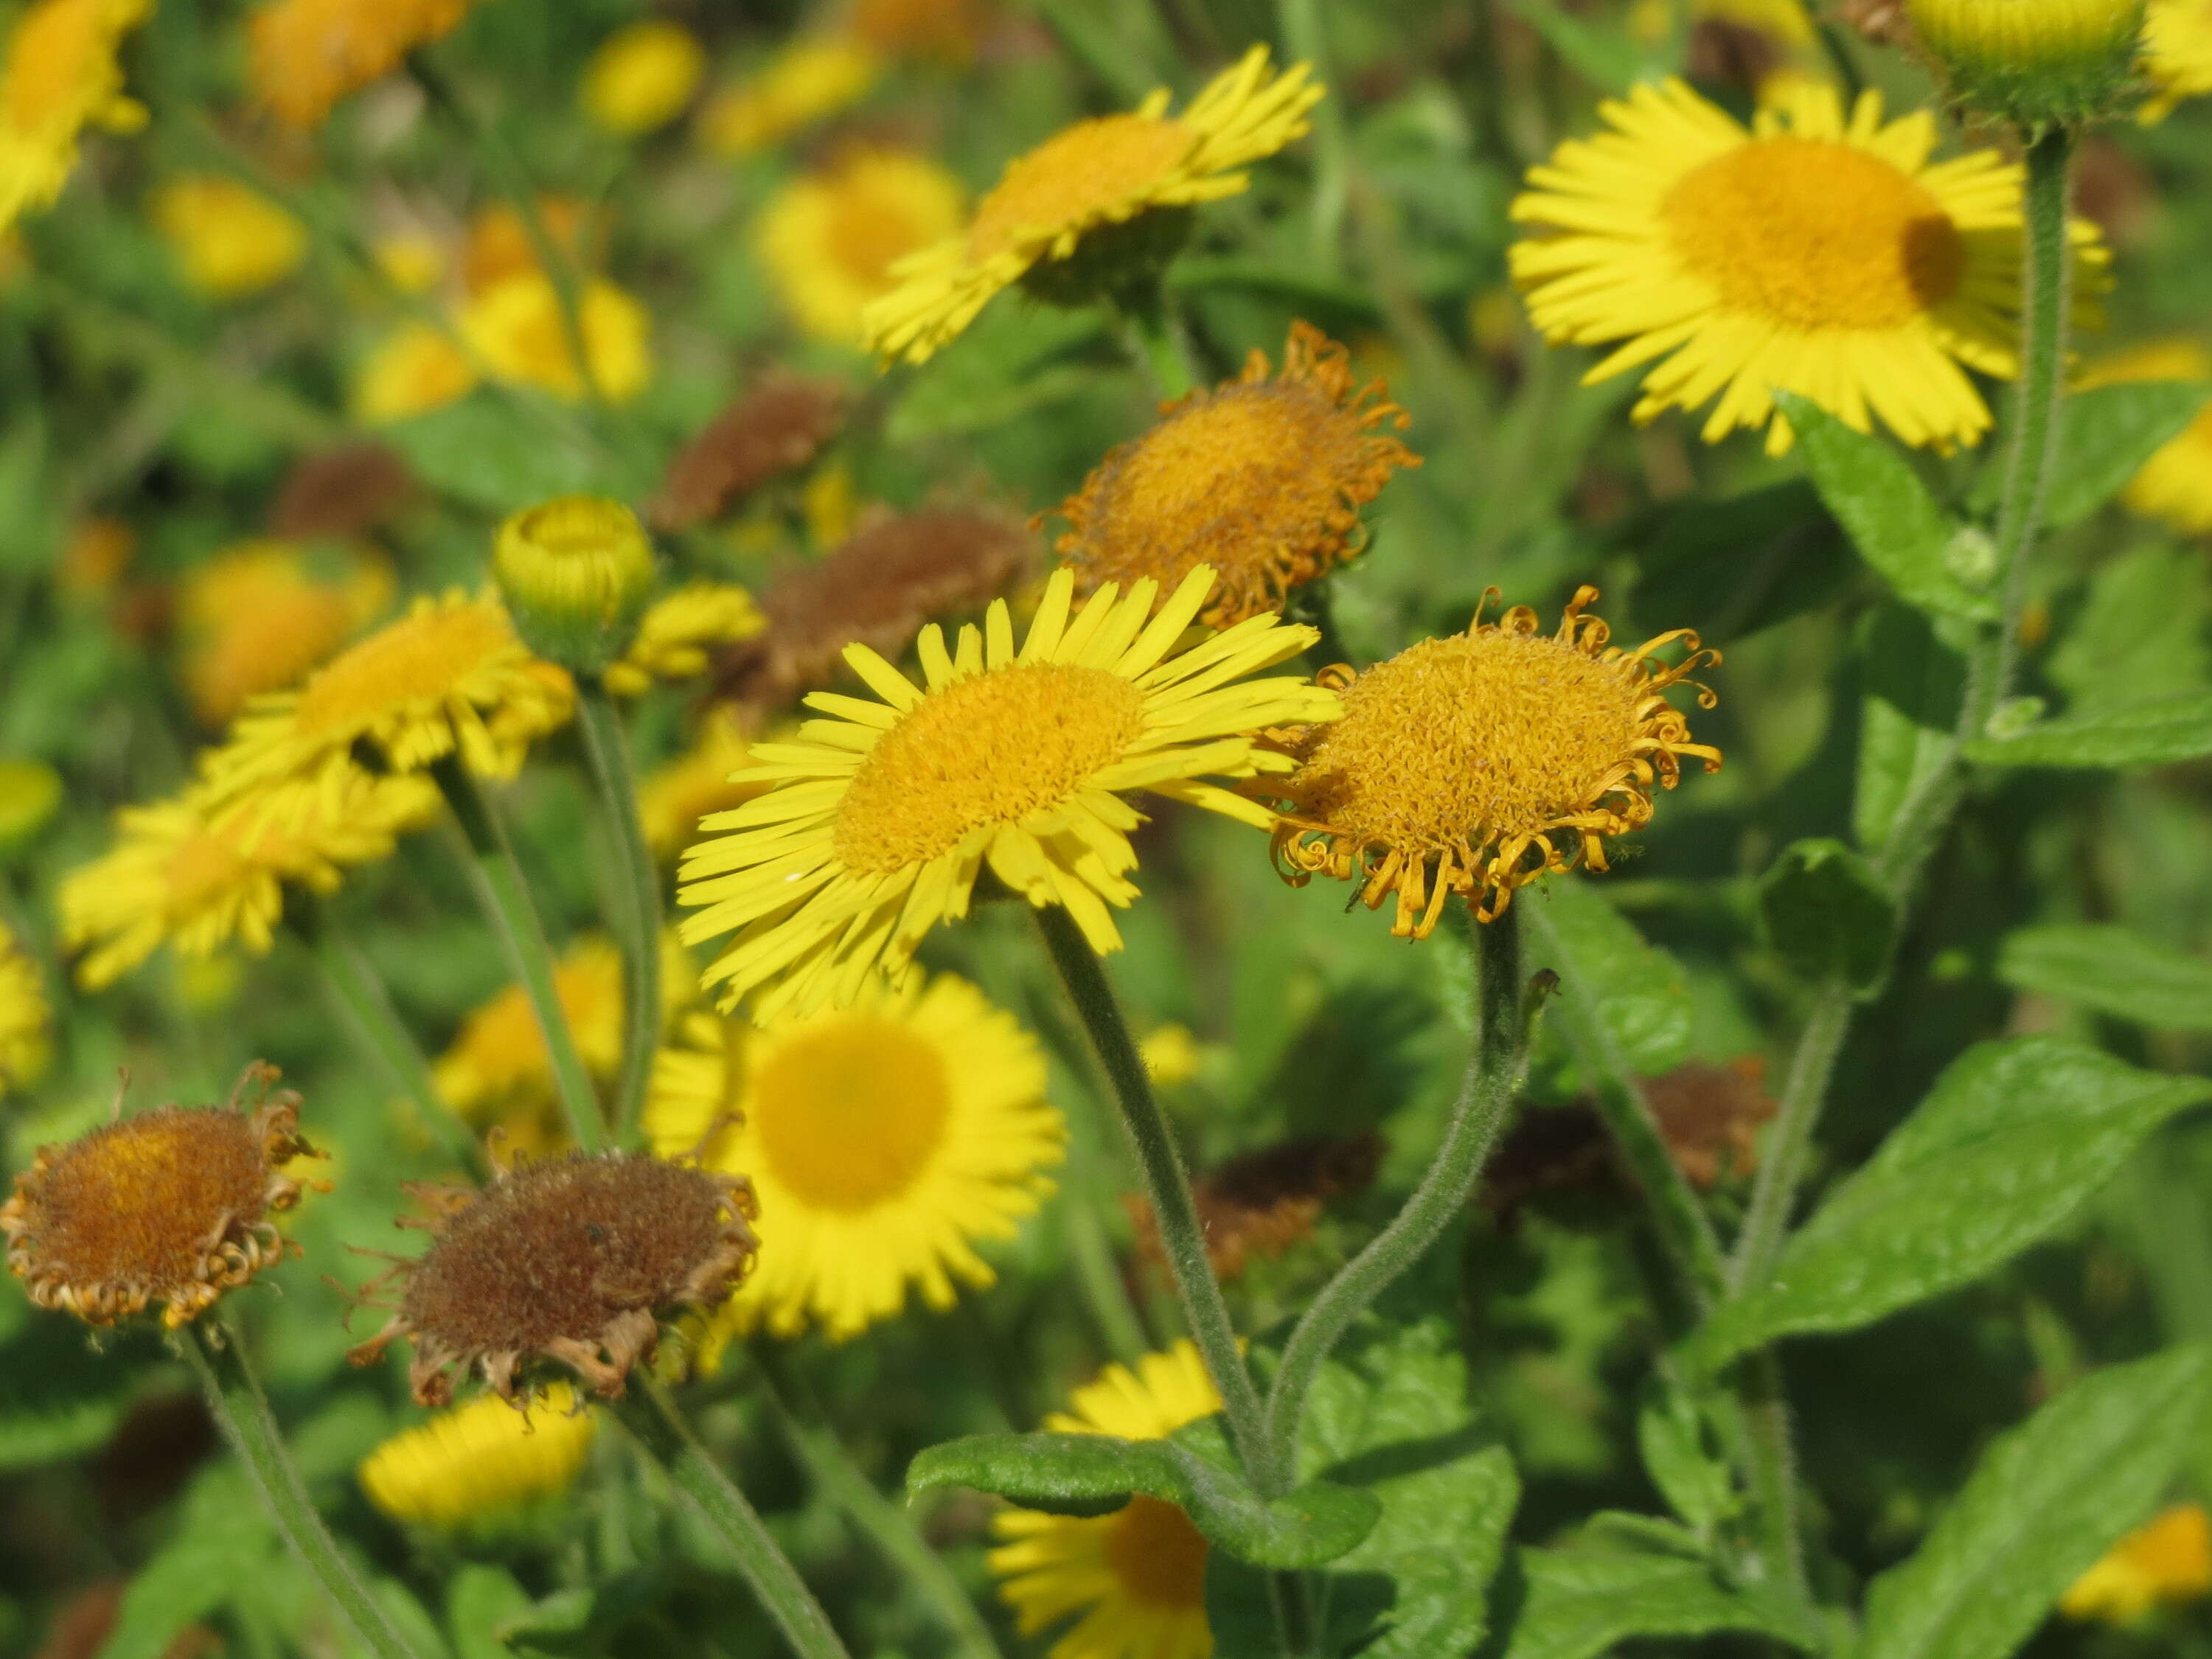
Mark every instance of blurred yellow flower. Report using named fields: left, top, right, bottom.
left=460, top=271, right=652, bottom=405
left=2076, top=338, right=2212, bottom=534
left=359, top=1385, right=597, bottom=1528
left=150, top=175, right=307, bottom=300
left=177, top=540, right=393, bottom=728
left=639, top=712, right=771, bottom=863
left=2062, top=1504, right=2212, bottom=1624
left=582, top=18, right=706, bottom=136
left=248, top=0, right=479, bottom=132
left=0, top=0, right=150, bottom=234
left=603, top=582, right=765, bottom=698
left=0, top=757, right=63, bottom=850
left=2142, top=0, right=2212, bottom=118
left=434, top=935, right=627, bottom=1120
left=700, top=37, right=878, bottom=155
left=355, top=321, right=480, bottom=423
left=0, top=920, right=52, bottom=1102
left=462, top=195, right=597, bottom=296
left=849, top=0, right=990, bottom=63
left=371, top=231, right=447, bottom=295
left=1138, top=1023, right=1203, bottom=1086
left=754, top=147, right=966, bottom=347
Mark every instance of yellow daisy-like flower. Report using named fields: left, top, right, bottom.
left=645, top=971, right=1063, bottom=1341
left=354, top=322, right=480, bottom=423
left=358, top=1384, right=597, bottom=1528
left=205, top=590, right=574, bottom=796
left=0, top=0, right=149, bottom=234
left=603, top=583, right=767, bottom=698
left=678, top=565, right=1336, bottom=1021
left=754, top=147, right=967, bottom=348
left=2062, top=1503, right=2212, bottom=1624
left=1509, top=79, right=2109, bottom=456
left=1049, top=320, right=1419, bottom=629
left=0, top=921, right=52, bottom=1101
left=149, top=175, right=307, bottom=301
left=178, top=540, right=393, bottom=728
left=372, top=230, right=447, bottom=295
left=990, top=1342, right=1221, bottom=1659
left=433, top=936, right=627, bottom=1122
left=700, top=36, right=879, bottom=156
left=850, top=0, right=990, bottom=63
left=462, top=196, right=598, bottom=298
left=0, top=757, right=63, bottom=851
left=640, top=712, right=773, bottom=863
left=2141, top=0, right=2212, bottom=118
left=865, top=46, right=1323, bottom=366
left=248, top=0, right=478, bottom=132
left=60, top=769, right=441, bottom=990
left=580, top=18, right=705, bottom=137
left=460, top=271, right=653, bottom=406
left=1267, top=586, right=1720, bottom=934
left=2076, top=338, right=2212, bottom=534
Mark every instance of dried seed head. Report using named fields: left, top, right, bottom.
left=1126, top=1130, right=1381, bottom=1280
left=348, top=1151, right=758, bottom=1405
left=649, top=375, right=846, bottom=532
left=266, top=442, right=417, bottom=540
left=1, top=1063, right=315, bottom=1329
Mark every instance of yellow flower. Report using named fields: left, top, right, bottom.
left=354, top=322, right=480, bottom=423
left=359, top=1384, right=597, bottom=1528
left=2073, top=338, right=2212, bottom=533
left=754, top=147, right=967, bottom=347
left=2062, top=1503, right=2212, bottom=1624
left=603, top=583, right=765, bottom=698
left=1509, top=80, right=2110, bottom=455
left=462, top=195, right=597, bottom=297
left=0, top=921, right=51, bottom=1101
left=641, top=712, right=773, bottom=863
left=582, top=18, right=704, bottom=136
left=433, top=935, right=627, bottom=1122
left=1267, top=587, right=1721, bottom=934
left=60, top=770, right=441, bottom=990
left=0, top=757, right=63, bottom=850
left=678, top=566, right=1336, bottom=1021
left=1049, top=321, right=1419, bottom=629
left=372, top=231, right=447, bottom=295
left=645, top=971, right=1063, bottom=1341
left=850, top=0, right=990, bottom=63
left=205, top=590, right=574, bottom=796
left=460, top=271, right=653, bottom=405
left=178, top=540, right=393, bottom=728
left=248, top=0, right=479, bottom=132
left=700, top=37, right=878, bottom=155
left=990, top=1342, right=1220, bottom=1659
left=867, top=46, right=1321, bottom=365
left=2142, top=0, right=2212, bottom=117
left=1138, top=1023, right=1203, bottom=1086
left=0, top=0, right=148, bottom=234
left=149, top=175, right=307, bottom=301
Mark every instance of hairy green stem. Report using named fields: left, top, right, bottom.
left=614, top=1381, right=852, bottom=1659
left=181, top=1321, right=431, bottom=1659
left=1258, top=905, right=1537, bottom=1497
left=1119, top=295, right=1199, bottom=400
left=1276, top=0, right=1349, bottom=263
left=1728, top=983, right=1853, bottom=1299
left=575, top=680, right=661, bottom=1147
left=1738, top=1353, right=1807, bottom=1601
left=431, top=757, right=605, bottom=1152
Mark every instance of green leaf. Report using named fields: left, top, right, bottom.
left=1635, top=1382, right=1738, bottom=1538
left=2046, top=545, right=2212, bottom=714
left=0, top=420, right=59, bottom=575
left=2028, top=383, right=2211, bottom=527
left=1526, top=880, right=1694, bottom=1076
left=906, top=1430, right=1380, bottom=1568
left=1997, top=924, right=2212, bottom=1034
left=1756, top=838, right=1898, bottom=992
left=1694, top=1040, right=2212, bottom=1371
left=1964, top=689, right=2212, bottom=769
left=100, top=1467, right=273, bottom=1659
left=1778, top=392, right=1997, bottom=623
left=1857, top=1346, right=2212, bottom=1659
left=448, top=1565, right=535, bottom=1659
left=1854, top=605, right=1967, bottom=854
left=1487, top=1543, right=1812, bottom=1659
left=886, top=305, right=1109, bottom=442
left=382, top=396, right=630, bottom=517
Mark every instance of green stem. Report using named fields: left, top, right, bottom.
left=1118, top=295, right=1199, bottom=400
left=1738, top=1353, right=1807, bottom=1601
left=431, top=757, right=605, bottom=1152
left=752, top=1349, right=1005, bottom=1659
left=1727, top=982, right=1851, bottom=1299
left=575, top=679, right=661, bottom=1147
left=1276, top=0, right=1349, bottom=265
left=181, top=1321, right=431, bottom=1659
left=1258, top=906, right=1537, bottom=1498
left=613, top=1380, right=852, bottom=1659
left=1031, top=905, right=1269, bottom=1478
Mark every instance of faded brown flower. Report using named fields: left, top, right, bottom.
left=650, top=375, right=847, bottom=532
left=266, top=442, right=417, bottom=540
left=1127, top=1130, right=1382, bottom=1280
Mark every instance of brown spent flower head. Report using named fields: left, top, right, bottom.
left=266, top=442, right=417, bottom=540
left=348, top=1151, right=759, bottom=1405
left=1267, top=586, right=1720, bottom=935
left=1641, top=1057, right=1775, bottom=1189
left=2, top=1063, right=316, bottom=1329
left=1127, top=1130, right=1381, bottom=1280
left=1048, top=322, right=1417, bottom=630
left=650, top=375, right=846, bottom=532
left=712, top=501, right=1034, bottom=709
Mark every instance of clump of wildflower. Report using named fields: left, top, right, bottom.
left=754, top=149, right=967, bottom=348
left=3, top=1064, right=316, bottom=1328
left=600, top=585, right=765, bottom=700
left=461, top=196, right=599, bottom=296
left=248, top=0, right=482, bottom=131
left=0, top=920, right=52, bottom=1100
left=358, top=1383, right=597, bottom=1528
left=0, top=0, right=150, bottom=234
left=699, top=37, right=879, bottom=155
left=580, top=19, right=705, bottom=136
left=651, top=377, right=847, bottom=532
left=2062, top=1503, right=2212, bottom=1623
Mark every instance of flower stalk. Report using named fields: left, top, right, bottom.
left=574, top=678, right=662, bottom=1147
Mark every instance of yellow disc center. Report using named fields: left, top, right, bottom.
left=1663, top=136, right=1964, bottom=330
left=829, top=186, right=930, bottom=289
left=969, top=114, right=1195, bottom=262
left=1101, top=1496, right=1211, bottom=1610
left=295, top=604, right=507, bottom=737
left=749, top=1014, right=953, bottom=1211
left=1103, top=384, right=1349, bottom=565
left=832, top=662, right=1147, bottom=872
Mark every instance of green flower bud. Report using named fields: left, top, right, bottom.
left=492, top=495, right=657, bottom=675
left=1908, top=0, right=2146, bottom=127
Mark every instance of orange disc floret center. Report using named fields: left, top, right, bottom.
left=18, top=1112, right=271, bottom=1290
left=295, top=604, right=508, bottom=736
left=1663, top=137, right=1963, bottom=330
left=1101, top=1496, right=1211, bottom=1609
left=968, top=115, right=1195, bottom=262
left=751, top=1016, right=953, bottom=1210
left=1107, top=385, right=1351, bottom=568
left=832, top=664, right=1147, bottom=872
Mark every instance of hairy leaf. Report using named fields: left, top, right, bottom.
left=2034, top=383, right=2212, bottom=527
left=1635, top=1382, right=1738, bottom=1538
left=1998, top=924, right=2212, bottom=1034
left=1487, top=1544, right=1812, bottom=1659
left=1757, top=838, right=1898, bottom=992
left=1525, top=880, right=1694, bottom=1077
left=1964, top=689, right=2212, bottom=768
left=1854, top=605, right=1967, bottom=855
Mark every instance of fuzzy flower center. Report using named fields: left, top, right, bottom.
left=295, top=604, right=507, bottom=736
left=969, top=114, right=1194, bottom=261
left=1293, top=631, right=1646, bottom=849
left=1102, top=1497, right=1210, bottom=1610
left=833, top=664, right=1147, bottom=872
left=1663, top=137, right=1963, bottom=330
left=750, top=1016, right=952, bottom=1211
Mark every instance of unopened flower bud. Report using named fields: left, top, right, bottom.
left=492, top=495, right=658, bottom=675
left=1908, top=0, right=2146, bottom=127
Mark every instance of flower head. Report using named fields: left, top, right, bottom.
left=0, top=0, right=150, bottom=234
left=679, top=566, right=1335, bottom=1020
left=248, top=0, right=479, bottom=131
left=347, top=1150, right=759, bottom=1404
left=359, top=1383, right=597, bottom=1528
left=460, top=272, right=652, bottom=405
left=754, top=148, right=967, bottom=348
left=434, top=936, right=627, bottom=1124
left=1129, top=1131, right=1380, bottom=1281
left=462, top=196, right=599, bottom=296
left=2062, top=1503, right=2212, bottom=1624
left=645, top=971, right=1063, bottom=1342
left=3, top=1064, right=316, bottom=1328
left=603, top=584, right=766, bottom=698
left=2076, top=338, right=2212, bottom=532
left=651, top=375, right=847, bottom=532
left=2140, top=0, right=2212, bottom=119
left=641, top=712, right=773, bottom=863
left=990, top=1342, right=1221, bottom=1659
left=699, top=37, right=879, bottom=155
left=1267, top=587, right=1719, bottom=933
left=581, top=19, right=705, bottom=136
left=355, top=323, right=479, bottom=423
left=866, top=46, right=1322, bottom=364
left=150, top=175, right=307, bottom=300
left=177, top=540, right=392, bottom=728
left=0, top=756, right=63, bottom=852
left=0, top=920, right=51, bottom=1101
left=1509, top=80, right=2109, bottom=455
left=1050, top=321, right=1418, bottom=628
left=493, top=495, right=658, bottom=673
left=1908, top=0, right=2146, bottom=125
